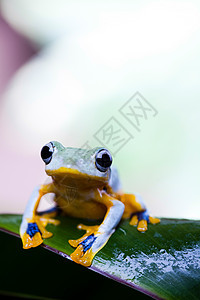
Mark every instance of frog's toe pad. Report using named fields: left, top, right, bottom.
left=129, top=215, right=138, bottom=226
left=130, top=211, right=160, bottom=232
left=70, top=234, right=97, bottom=266
left=22, top=232, right=43, bottom=249
left=130, top=211, right=149, bottom=232
left=70, top=245, right=95, bottom=267
left=149, top=216, right=160, bottom=224
left=137, top=219, right=148, bottom=232
left=22, top=222, right=43, bottom=249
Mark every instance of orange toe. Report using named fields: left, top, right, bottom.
left=137, top=220, right=148, bottom=232
left=22, top=232, right=43, bottom=249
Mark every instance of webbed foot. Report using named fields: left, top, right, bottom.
left=21, top=215, right=60, bottom=249
left=130, top=211, right=160, bottom=232
left=69, top=224, right=108, bottom=267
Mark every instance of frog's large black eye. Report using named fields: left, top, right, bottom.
left=41, top=142, right=54, bottom=164
left=95, top=149, right=112, bottom=172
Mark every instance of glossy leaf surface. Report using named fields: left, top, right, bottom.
left=0, top=214, right=200, bottom=299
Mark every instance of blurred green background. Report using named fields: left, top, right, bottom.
left=0, top=0, right=199, bottom=219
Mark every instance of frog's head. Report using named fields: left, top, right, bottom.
left=40, top=141, right=112, bottom=188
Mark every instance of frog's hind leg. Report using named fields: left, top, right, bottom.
left=121, top=193, right=160, bottom=232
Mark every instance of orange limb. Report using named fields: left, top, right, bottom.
left=121, top=193, right=160, bottom=232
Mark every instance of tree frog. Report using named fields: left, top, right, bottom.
left=20, top=141, right=160, bottom=266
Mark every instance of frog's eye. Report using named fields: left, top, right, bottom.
left=41, top=142, right=54, bottom=164
left=95, top=149, right=112, bottom=172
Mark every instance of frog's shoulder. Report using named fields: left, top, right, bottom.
left=109, top=166, right=122, bottom=193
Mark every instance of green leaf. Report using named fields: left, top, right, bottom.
left=0, top=214, right=200, bottom=300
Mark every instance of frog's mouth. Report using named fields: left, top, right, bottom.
left=46, top=167, right=108, bottom=188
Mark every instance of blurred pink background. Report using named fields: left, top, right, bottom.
left=1, top=1, right=200, bottom=219
left=0, top=12, right=44, bottom=213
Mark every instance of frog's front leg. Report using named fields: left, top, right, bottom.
left=121, top=193, right=160, bottom=232
left=69, top=190, right=125, bottom=266
left=20, top=184, right=60, bottom=249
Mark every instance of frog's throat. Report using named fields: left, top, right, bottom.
left=46, top=167, right=109, bottom=183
